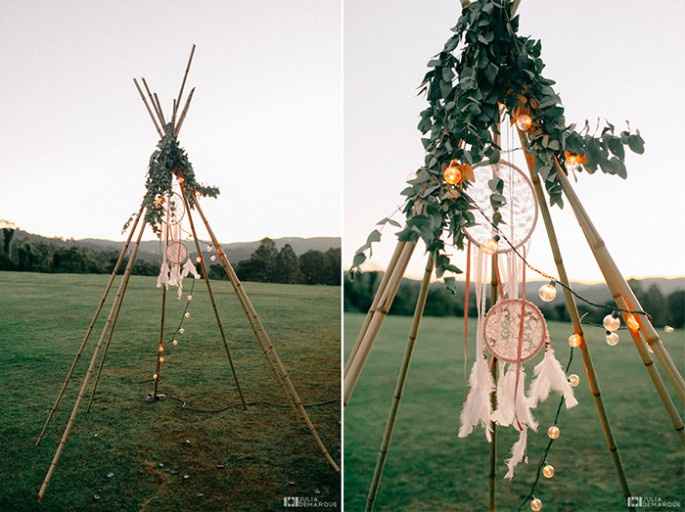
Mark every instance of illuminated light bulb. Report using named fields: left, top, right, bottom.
left=442, top=161, right=463, bottom=186
left=606, top=332, right=620, bottom=346
left=538, top=282, right=557, bottom=303
left=514, top=107, right=533, bottom=132
left=602, top=313, right=621, bottom=332
left=210, top=255, right=217, bottom=262
left=179, top=328, right=185, bottom=334
left=626, top=315, right=640, bottom=332
left=159, top=356, right=165, bottom=363
left=184, top=312, right=191, bottom=320
left=172, top=339, right=178, bottom=347
left=564, top=151, right=579, bottom=166
left=547, top=425, right=560, bottom=440
left=158, top=345, right=165, bottom=353
left=481, top=236, right=500, bottom=255
left=153, top=373, right=158, bottom=380
left=530, top=497, right=543, bottom=511
left=187, top=295, right=193, bottom=302
left=568, top=374, right=580, bottom=387
left=664, top=325, right=674, bottom=333
left=542, top=464, right=555, bottom=479
left=567, top=334, right=582, bottom=348
left=196, top=256, right=202, bottom=263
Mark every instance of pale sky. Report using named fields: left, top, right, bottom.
left=344, top=0, right=685, bottom=281
left=1, top=1, right=341, bottom=242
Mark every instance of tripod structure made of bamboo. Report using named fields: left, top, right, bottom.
left=346, top=121, right=684, bottom=511
left=35, top=45, right=339, bottom=502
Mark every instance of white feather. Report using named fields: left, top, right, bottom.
left=458, top=356, right=495, bottom=442
left=504, top=427, right=528, bottom=480
left=182, top=258, right=200, bottom=279
left=156, top=261, right=169, bottom=288
left=529, top=348, right=578, bottom=409
left=492, top=366, right=538, bottom=431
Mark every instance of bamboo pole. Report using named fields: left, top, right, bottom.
left=37, top=218, right=147, bottom=501
left=174, top=87, right=195, bottom=136
left=132, top=79, right=163, bottom=137
left=86, top=240, right=142, bottom=413
left=344, top=242, right=417, bottom=406
left=488, top=255, right=498, bottom=512
left=365, top=254, right=434, bottom=511
left=517, top=130, right=632, bottom=495
left=344, top=241, right=406, bottom=374
left=555, top=162, right=685, bottom=441
left=191, top=196, right=340, bottom=472
left=153, top=92, right=167, bottom=129
left=152, top=273, right=167, bottom=398
left=554, top=163, right=685, bottom=406
left=35, top=204, right=145, bottom=445
left=179, top=184, right=248, bottom=410
left=175, top=44, right=196, bottom=119
left=141, top=78, right=164, bottom=129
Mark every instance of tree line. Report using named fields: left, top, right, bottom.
left=344, top=271, right=685, bottom=329
left=0, top=229, right=340, bottom=286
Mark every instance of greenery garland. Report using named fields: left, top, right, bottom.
left=353, top=0, right=644, bottom=289
left=124, top=124, right=220, bottom=236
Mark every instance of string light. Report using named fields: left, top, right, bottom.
left=158, top=345, right=165, bottom=353
left=538, top=282, right=557, bottom=302
left=602, top=313, right=621, bottom=332
left=442, top=160, right=464, bottom=186
left=530, top=497, right=543, bottom=511
left=184, top=312, right=191, bottom=320
left=179, top=328, right=185, bottom=334
left=187, top=295, right=193, bottom=302
left=172, top=339, right=178, bottom=347
left=514, top=106, right=533, bottom=132
left=567, top=334, right=582, bottom=348
left=210, top=255, right=217, bottom=262
left=567, top=374, right=580, bottom=387
left=159, top=356, right=165, bottom=364
left=606, top=332, right=620, bottom=346
left=542, top=464, right=555, bottom=479
left=625, top=315, right=640, bottom=332
left=153, top=373, right=158, bottom=380
left=547, top=425, right=560, bottom=440
left=195, top=256, right=202, bottom=263
left=664, top=325, right=674, bottom=333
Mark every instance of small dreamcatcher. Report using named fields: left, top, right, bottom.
left=156, top=192, right=199, bottom=297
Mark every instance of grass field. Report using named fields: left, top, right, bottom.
left=0, top=271, right=341, bottom=511
left=344, top=313, right=684, bottom=511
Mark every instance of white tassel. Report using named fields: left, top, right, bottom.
left=458, top=356, right=495, bottom=442
left=182, top=259, right=200, bottom=279
left=504, top=427, right=528, bottom=480
left=491, top=366, right=538, bottom=431
left=529, top=348, right=578, bottom=409
left=156, top=261, right=169, bottom=288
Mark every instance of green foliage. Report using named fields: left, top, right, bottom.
left=354, top=0, right=644, bottom=282
left=134, top=126, right=220, bottom=236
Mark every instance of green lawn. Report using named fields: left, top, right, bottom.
left=0, top=271, right=341, bottom=511
left=344, top=313, right=684, bottom=511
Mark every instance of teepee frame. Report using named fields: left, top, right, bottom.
left=346, top=3, right=684, bottom=510
left=35, top=45, right=339, bottom=502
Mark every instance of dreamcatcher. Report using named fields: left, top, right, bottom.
left=156, top=192, right=199, bottom=297
left=457, top=157, right=578, bottom=480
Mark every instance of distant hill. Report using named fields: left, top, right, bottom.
left=13, top=231, right=340, bottom=264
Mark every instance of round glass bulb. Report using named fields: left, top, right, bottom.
left=568, top=374, right=580, bottom=387
left=442, top=165, right=463, bottom=186
left=187, top=295, right=193, bottom=302
left=179, top=328, right=185, bottom=334
left=530, top=497, right=543, bottom=511
left=172, top=339, right=178, bottom=347
left=542, top=464, right=555, bottom=479
left=184, top=312, right=191, bottom=319
left=210, top=255, right=217, bottom=262
left=482, top=238, right=499, bottom=255
left=664, top=325, right=674, bottom=333
left=538, top=283, right=557, bottom=303
left=195, top=256, right=202, bottom=263
left=153, top=373, right=158, bottom=380
left=626, top=315, right=640, bottom=332
left=516, top=113, right=533, bottom=132
left=602, top=314, right=621, bottom=332
left=547, top=425, right=560, bottom=440
left=567, top=334, right=582, bottom=348
left=606, top=332, right=620, bottom=346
